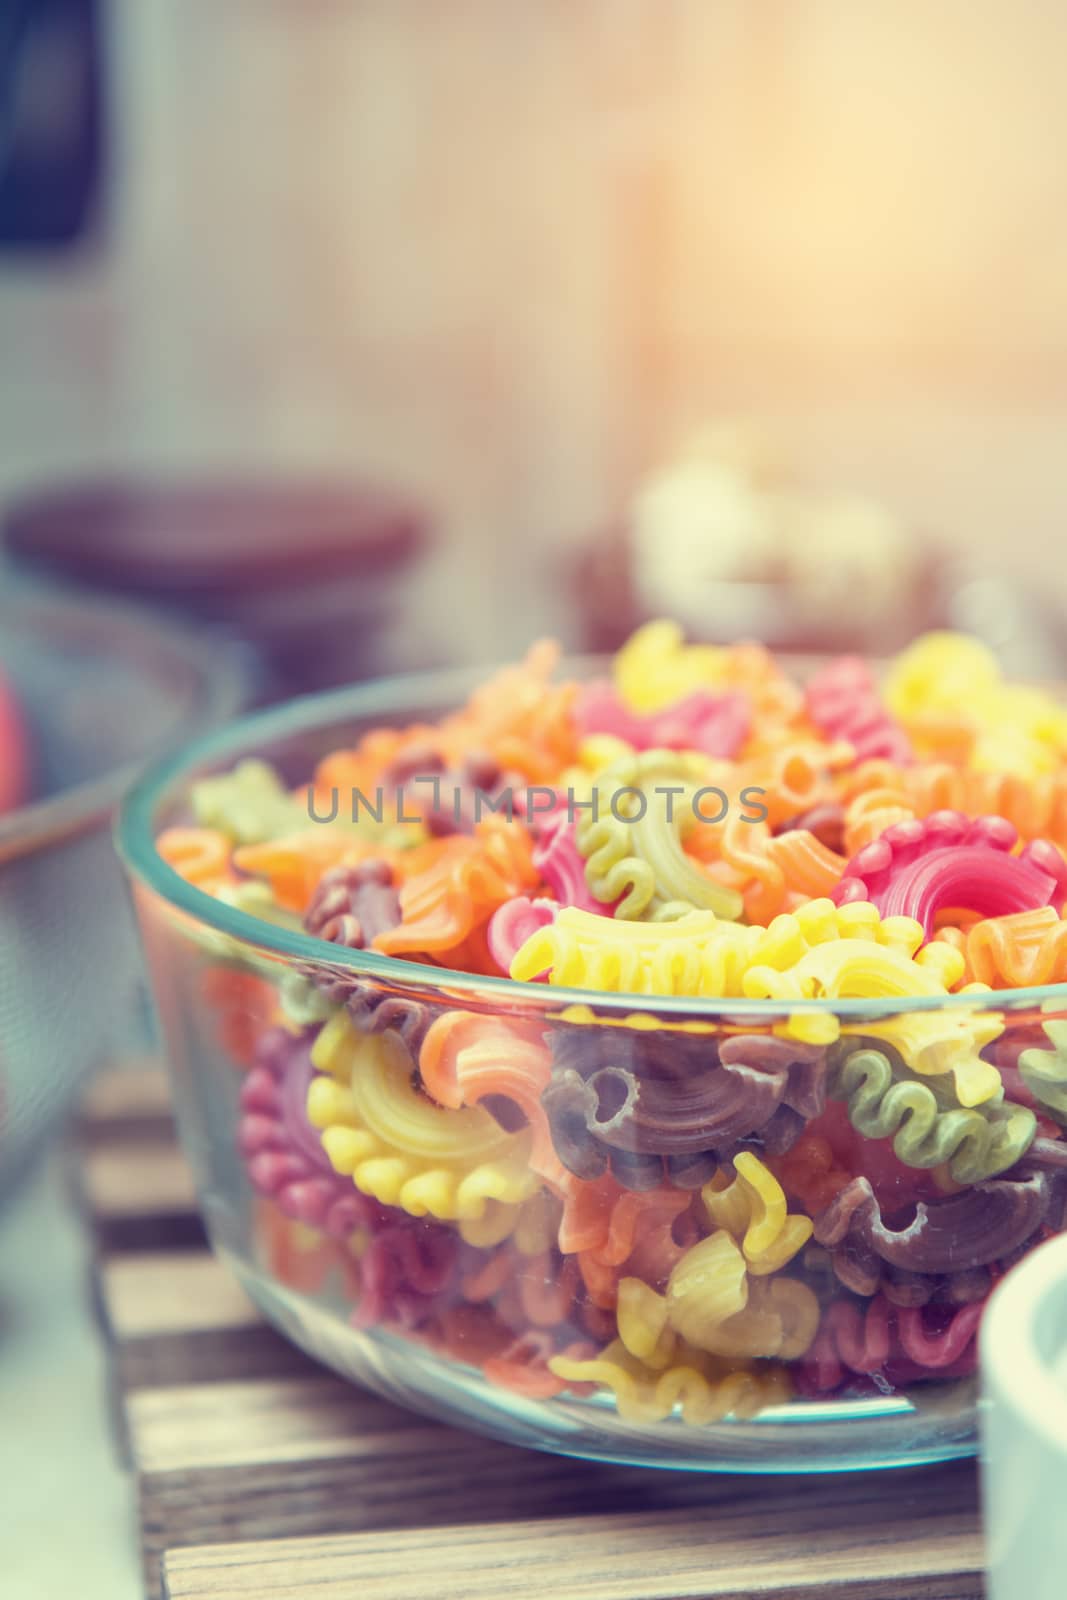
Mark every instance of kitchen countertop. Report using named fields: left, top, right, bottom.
left=0, top=1154, right=140, bottom=1600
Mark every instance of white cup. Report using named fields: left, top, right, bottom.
left=981, top=1232, right=1067, bottom=1600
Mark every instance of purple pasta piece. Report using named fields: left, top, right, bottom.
left=541, top=1035, right=824, bottom=1189
left=303, top=964, right=435, bottom=1053
left=305, top=860, right=402, bottom=949
left=814, top=1173, right=1049, bottom=1275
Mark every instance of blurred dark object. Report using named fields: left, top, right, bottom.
left=0, top=0, right=104, bottom=248
left=2, top=479, right=431, bottom=701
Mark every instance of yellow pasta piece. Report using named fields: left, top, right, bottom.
left=308, top=1014, right=538, bottom=1222
left=665, top=1232, right=750, bottom=1347
left=702, top=1153, right=813, bottom=1274
left=548, top=1340, right=792, bottom=1424
left=613, top=620, right=727, bottom=713
left=845, top=1010, right=1004, bottom=1109
left=458, top=1191, right=560, bottom=1254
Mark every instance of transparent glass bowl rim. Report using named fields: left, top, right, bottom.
left=0, top=587, right=245, bottom=863
left=116, top=658, right=1067, bottom=1023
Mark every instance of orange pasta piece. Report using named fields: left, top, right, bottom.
left=839, top=762, right=1067, bottom=852
left=374, top=817, right=538, bottom=962
left=440, top=640, right=581, bottom=784
left=311, top=724, right=445, bottom=802
left=418, top=1010, right=562, bottom=1184
left=557, top=1174, right=693, bottom=1308
left=955, top=907, right=1067, bottom=988
left=773, top=1134, right=853, bottom=1219
left=157, top=826, right=234, bottom=889
left=235, top=832, right=384, bottom=914
left=700, top=817, right=846, bottom=925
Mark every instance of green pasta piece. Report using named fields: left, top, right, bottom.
left=193, top=759, right=305, bottom=845
left=1019, top=1019, right=1067, bottom=1124
left=828, top=1044, right=1035, bottom=1185
left=576, top=750, right=743, bottom=922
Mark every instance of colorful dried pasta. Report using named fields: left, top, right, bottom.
left=158, top=619, right=1067, bottom=1430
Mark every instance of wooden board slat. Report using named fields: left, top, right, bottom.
left=130, top=1373, right=981, bottom=1600
left=78, top=1139, right=204, bottom=1251
left=79, top=1061, right=174, bottom=1143
left=99, top=1252, right=316, bottom=1390
left=163, top=1500, right=984, bottom=1600
left=74, top=1059, right=989, bottom=1600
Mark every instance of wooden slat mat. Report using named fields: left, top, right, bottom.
left=78, top=1062, right=986, bottom=1600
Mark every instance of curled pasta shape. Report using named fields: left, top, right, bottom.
left=541, top=1034, right=825, bottom=1191
left=841, top=1008, right=1004, bottom=1109
left=805, top=656, right=912, bottom=764
left=950, top=907, right=1067, bottom=989
left=814, top=1171, right=1050, bottom=1274
left=704, top=817, right=847, bottom=925
left=511, top=907, right=759, bottom=995
left=307, top=1013, right=538, bottom=1222
left=486, top=895, right=559, bottom=974
left=576, top=749, right=744, bottom=920
left=613, top=620, right=728, bottom=713
left=417, top=1009, right=562, bottom=1183
left=374, top=816, right=539, bottom=962
left=511, top=897, right=960, bottom=1016
left=548, top=1339, right=792, bottom=1423
left=828, top=1044, right=1036, bottom=1183
left=575, top=678, right=750, bottom=759
left=702, top=1152, right=813, bottom=1274
left=157, top=826, right=233, bottom=889
left=832, top=811, right=1067, bottom=937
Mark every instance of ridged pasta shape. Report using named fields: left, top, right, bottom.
left=829, top=1044, right=1035, bottom=1182
left=417, top=1009, right=561, bottom=1183
left=307, top=1013, right=539, bottom=1222
left=548, top=1339, right=792, bottom=1424
left=575, top=749, right=744, bottom=920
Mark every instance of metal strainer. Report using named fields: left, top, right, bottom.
left=0, top=584, right=244, bottom=1196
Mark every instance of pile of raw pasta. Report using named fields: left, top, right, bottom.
left=159, top=624, right=1067, bottom=1423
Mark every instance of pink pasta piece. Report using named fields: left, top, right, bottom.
left=239, top=1026, right=386, bottom=1237
left=832, top=809, right=1067, bottom=935
left=486, top=895, right=559, bottom=976
left=805, top=656, right=912, bottom=764
left=575, top=679, right=750, bottom=759
left=533, top=813, right=614, bottom=913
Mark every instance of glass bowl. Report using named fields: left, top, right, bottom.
left=0, top=585, right=245, bottom=1195
left=117, top=667, right=1067, bottom=1473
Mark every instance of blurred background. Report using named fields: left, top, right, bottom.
left=2, top=0, right=1067, bottom=679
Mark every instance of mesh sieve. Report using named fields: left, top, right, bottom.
left=0, top=583, right=244, bottom=1195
